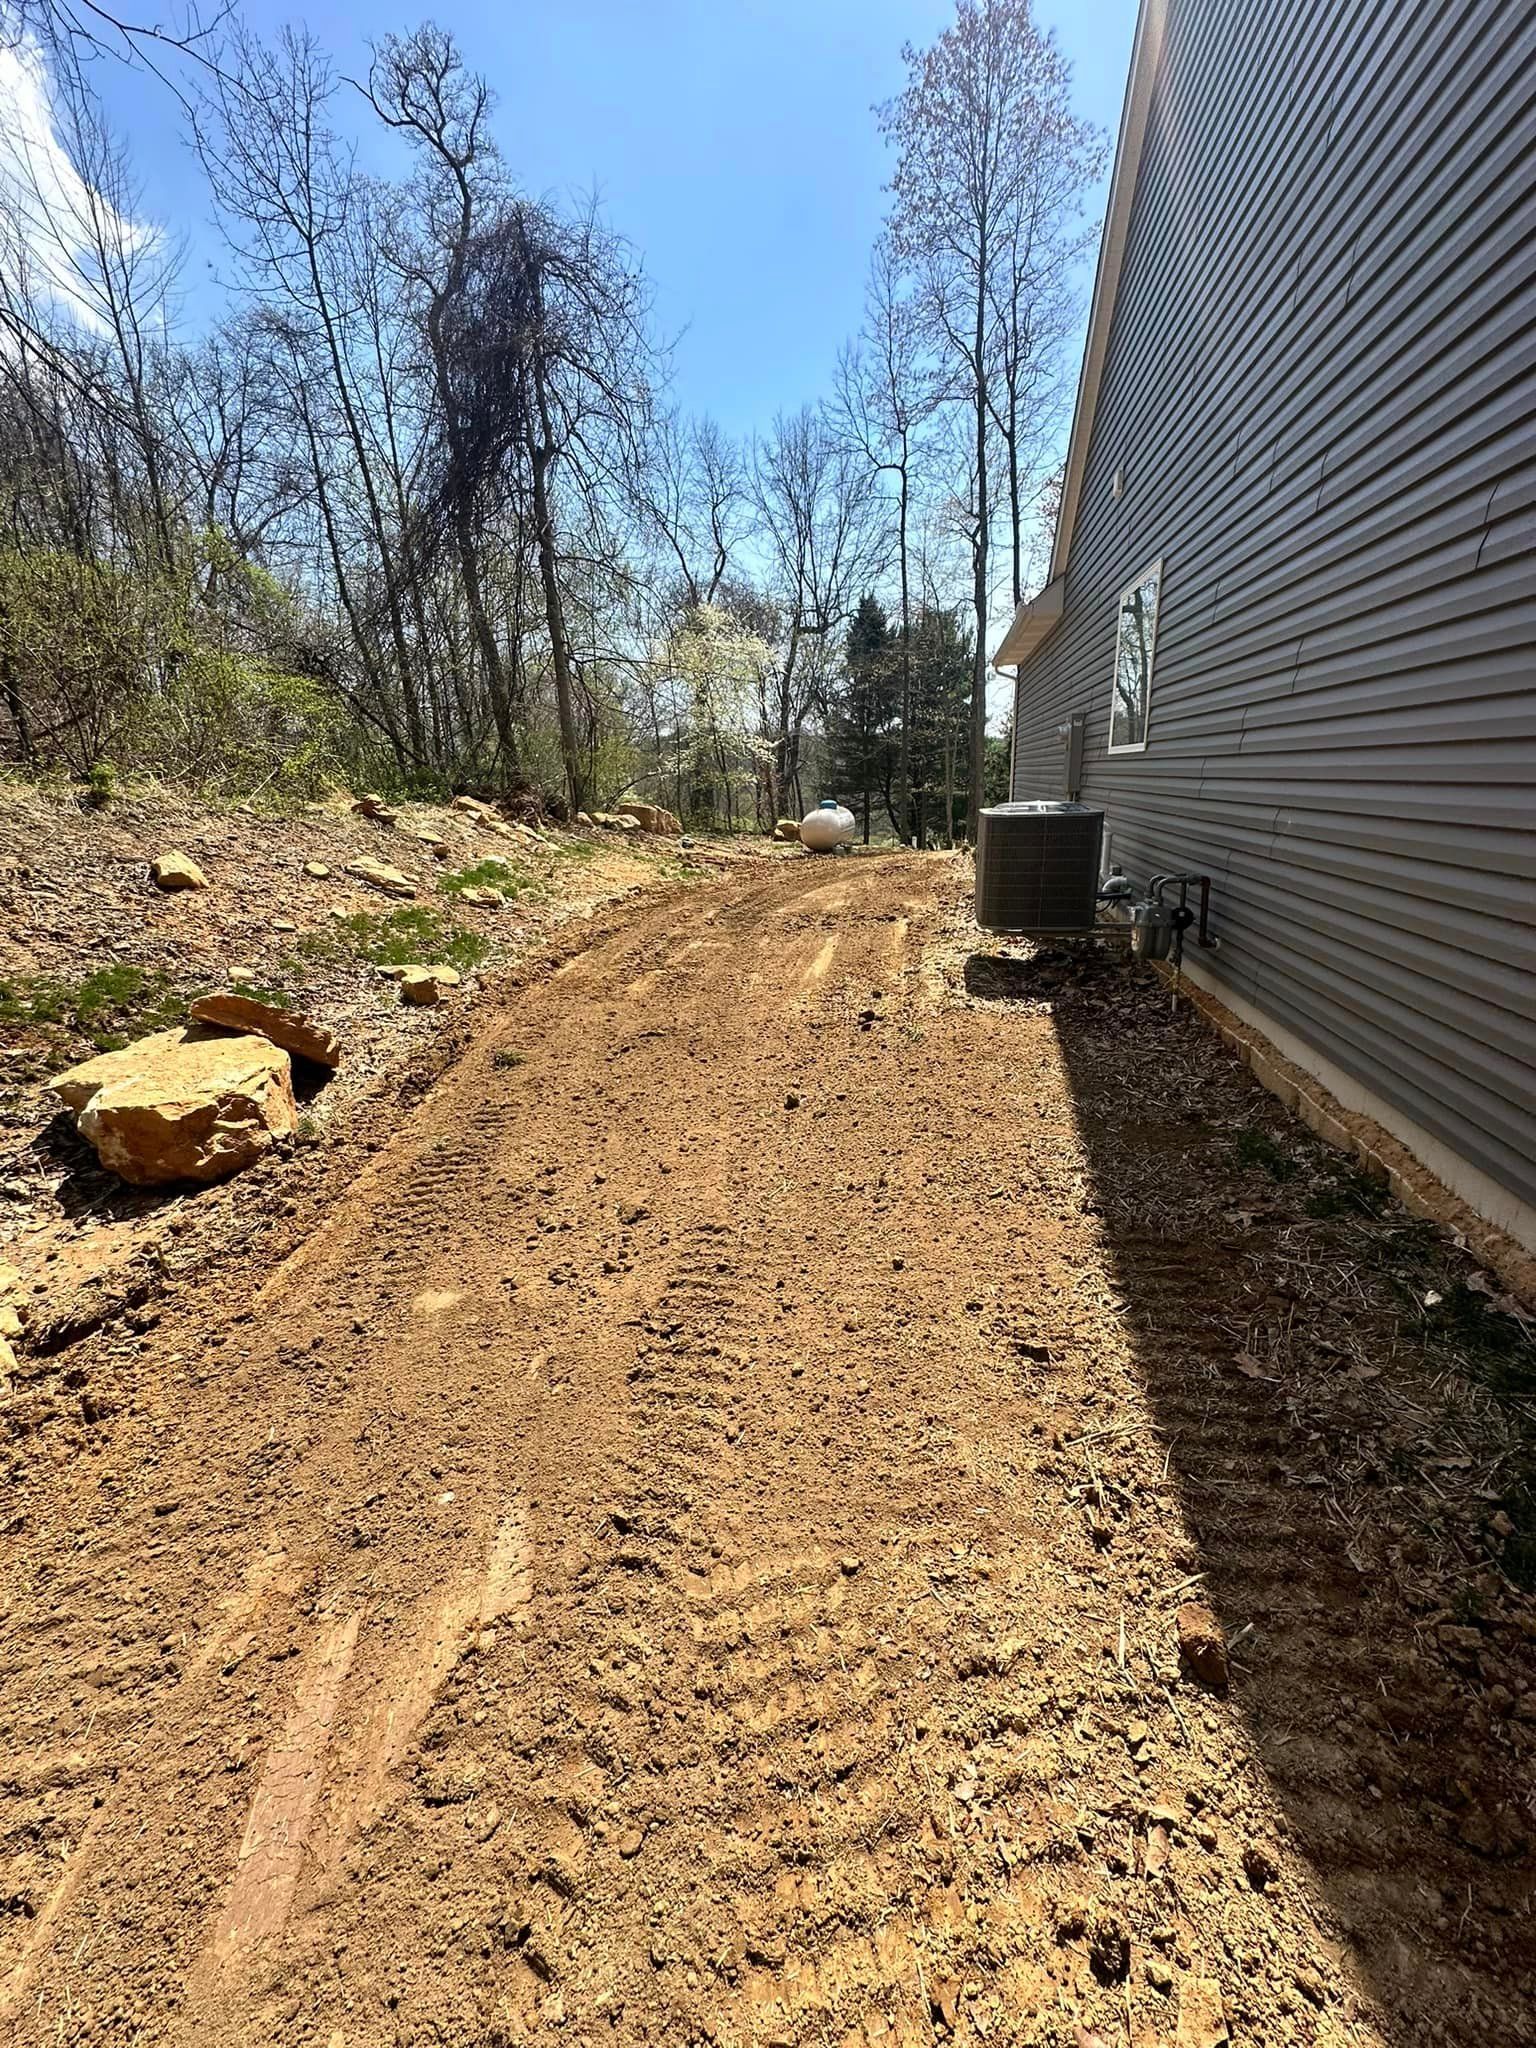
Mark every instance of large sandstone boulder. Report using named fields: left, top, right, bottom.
left=50, top=1029, right=296, bottom=1186
left=151, top=851, right=208, bottom=891
left=615, top=801, right=683, bottom=838
left=51, top=1028, right=186, bottom=1114
left=345, top=856, right=416, bottom=898
left=189, top=993, right=341, bottom=1069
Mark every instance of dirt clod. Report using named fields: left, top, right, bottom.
left=1177, top=1600, right=1230, bottom=1689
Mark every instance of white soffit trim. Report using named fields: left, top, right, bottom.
left=991, top=0, right=1167, bottom=673
left=994, top=573, right=1066, bottom=666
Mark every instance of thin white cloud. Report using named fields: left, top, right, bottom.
left=0, top=32, right=158, bottom=334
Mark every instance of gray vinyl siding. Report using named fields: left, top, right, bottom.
left=1011, top=0, right=1536, bottom=1212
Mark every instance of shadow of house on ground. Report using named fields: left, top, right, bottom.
left=969, top=943, right=1536, bottom=2048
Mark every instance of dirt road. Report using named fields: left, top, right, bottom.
left=3, top=854, right=1533, bottom=2047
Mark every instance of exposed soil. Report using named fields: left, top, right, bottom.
left=0, top=780, right=736, bottom=1348
left=2, top=852, right=1534, bottom=2048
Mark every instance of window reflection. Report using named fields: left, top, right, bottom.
left=1110, top=562, right=1160, bottom=751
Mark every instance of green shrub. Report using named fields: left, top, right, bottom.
left=0, top=543, right=354, bottom=804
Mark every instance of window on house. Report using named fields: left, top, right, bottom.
left=1109, top=560, right=1161, bottom=753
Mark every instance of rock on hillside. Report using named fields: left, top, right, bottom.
left=189, top=992, right=341, bottom=1069
left=615, top=801, right=683, bottom=837
left=150, top=851, right=208, bottom=890
left=50, top=1027, right=296, bottom=1185
left=379, top=964, right=462, bottom=1006
left=344, top=856, right=416, bottom=898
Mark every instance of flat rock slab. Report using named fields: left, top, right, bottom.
left=345, top=857, right=416, bottom=898
left=189, top=993, right=341, bottom=1070
left=51, top=1028, right=296, bottom=1185
left=377, top=964, right=462, bottom=985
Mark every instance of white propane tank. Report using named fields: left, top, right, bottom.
left=798, top=799, right=856, bottom=853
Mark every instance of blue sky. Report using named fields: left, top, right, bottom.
left=89, top=0, right=1137, bottom=440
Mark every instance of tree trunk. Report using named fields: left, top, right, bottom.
left=302, top=240, right=426, bottom=768
left=0, top=650, right=36, bottom=766
left=529, top=360, right=584, bottom=818
left=897, top=462, right=913, bottom=846
left=770, top=624, right=801, bottom=823
left=425, top=279, right=521, bottom=784
left=969, top=277, right=989, bottom=848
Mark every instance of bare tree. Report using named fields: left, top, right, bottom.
left=639, top=410, right=747, bottom=613
left=3, top=0, right=231, bottom=94
left=833, top=237, right=938, bottom=843
left=753, top=405, right=883, bottom=824
left=364, top=26, right=525, bottom=778
left=197, top=26, right=432, bottom=762
left=420, top=194, right=656, bottom=813
left=879, top=0, right=1101, bottom=838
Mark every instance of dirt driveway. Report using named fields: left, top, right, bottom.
left=2, top=853, right=1533, bottom=2047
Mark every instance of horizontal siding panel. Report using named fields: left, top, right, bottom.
left=1191, top=746, right=1536, bottom=786
left=1011, top=0, right=1536, bottom=1213
left=1096, top=9, right=1534, bottom=513
left=1089, top=794, right=1536, bottom=941
left=1087, top=787, right=1536, bottom=883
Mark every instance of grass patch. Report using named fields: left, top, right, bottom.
left=1500, top=1517, right=1536, bottom=1592
left=226, top=981, right=293, bottom=1011
left=491, top=1048, right=526, bottom=1069
left=301, top=905, right=489, bottom=975
left=0, top=962, right=185, bottom=1050
left=1417, top=1283, right=1536, bottom=1401
left=1235, top=1127, right=1298, bottom=1182
left=439, top=858, right=534, bottom=899
left=549, top=836, right=601, bottom=861
left=1304, top=1166, right=1389, bottom=1220
left=1372, top=1218, right=1443, bottom=1270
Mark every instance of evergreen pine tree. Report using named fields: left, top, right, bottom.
left=828, top=594, right=897, bottom=843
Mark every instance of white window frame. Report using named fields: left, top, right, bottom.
left=1107, top=557, right=1162, bottom=756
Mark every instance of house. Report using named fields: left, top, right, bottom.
left=995, top=0, right=1536, bottom=1257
